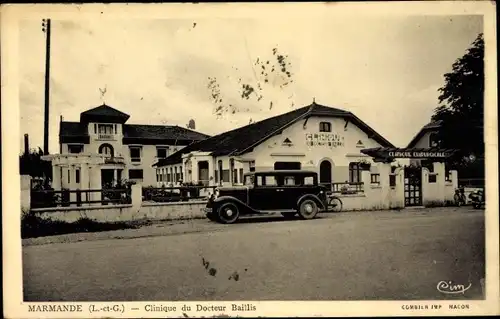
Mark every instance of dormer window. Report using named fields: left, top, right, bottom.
left=429, top=132, right=439, bottom=147
left=97, top=124, right=115, bottom=140
left=319, top=122, right=331, bottom=132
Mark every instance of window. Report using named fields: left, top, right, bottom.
left=75, top=169, right=80, bottom=184
left=256, top=176, right=264, bottom=186
left=284, top=176, right=295, bottom=186
left=371, top=174, right=380, bottom=184
left=98, top=124, right=113, bottom=134
left=156, top=147, right=168, bottom=158
left=68, top=144, right=83, bottom=154
left=214, top=170, right=218, bottom=183
left=98, top=144, right=114, bottom=157
left=230, top=159, right=236, bottom=183
left=180, top=168, right=183, bottom=181
left=274, top=161, right=301, bottom=170
left=319, top=122, right=332, bottom=132
left=244, top=175, right=254, bottom=186
left=222, top=170, right=230, bottom=183
left=429, top=133, right=439, bottom=147
left=264, top=176, right=277, bottom=186
left=249, top=161, right=255, bottom=172
left=68, top=169, right=71, bottom=183
left=349, top=163, right=362, bottom=183
left=429, top=174, right=437, bottom=183
left=130, top=147, right=141, bottom=162
left=239, top=169, right=243, bottom=184
left=389, top=174, right=396, bottom=187
left=94, top=124, right=97, bottom=134
left=218, top=160, right=223, bottom=182
left=114, top=124, right=117, bottom=134
left=129, top=169, right=143, bottom=180
left=175, top=167, right=180, bottom=181
left=304, top=176, right=314, bottom=185
left=170, top=167, right=174, bottom=182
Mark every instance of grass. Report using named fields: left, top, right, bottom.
left=21, top=210, right=139, bottom=239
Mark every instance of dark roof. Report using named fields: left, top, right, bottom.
left=407, top=120, right=443, bottom=148
left=122, top=124, right=209, bottom=145
left=59, top=121, right=90, bottom=144
left=245, top=170, right=318, bottom=175
left=80, top=104, right=131, bottom=124
left=59, top=121, right=209, bottom=145
left=60, top=121, right=87, bottom=136
left=154, top=102, right=395, bottom=167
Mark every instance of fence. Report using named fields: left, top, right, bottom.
left=30, top=188, right=131, bottom=209
left=459, top=178, right=485, bottom=188
left=320, top=182, right=364, bottom=194
left=142, top=185, right=217, bottom=203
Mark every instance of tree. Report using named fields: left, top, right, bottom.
left=19, top=147, right=52, bottom=181
left=187, top=119, right=196, bottom=130
left=431, top=33, right=484, bottom=176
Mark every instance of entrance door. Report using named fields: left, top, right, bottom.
left=319, top=160, right=332, bottom=190
left=404, top=166, right=422, bottom=207
left=101, top=169, right=114, bottom=189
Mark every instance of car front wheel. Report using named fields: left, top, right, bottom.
left=298, top=199, right=318, bottom=220
left=217, top=202, right=240, bottom=224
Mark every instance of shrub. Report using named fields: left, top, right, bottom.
left=21, top=210, right=138, bottom=239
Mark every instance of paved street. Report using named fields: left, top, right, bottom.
left=23, top=207, right=485, bottom=301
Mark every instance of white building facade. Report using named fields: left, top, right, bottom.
left=48, top=104, right=209, bottom=190
left=154, top=103, right=395, bottom=187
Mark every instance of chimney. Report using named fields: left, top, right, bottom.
left=24, top=134, right=29, bottom=155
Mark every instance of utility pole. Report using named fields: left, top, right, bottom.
left=42, top=18, right=51, bottom=155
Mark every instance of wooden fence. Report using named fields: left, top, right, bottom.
left=320, top=182, right=364, bottom=194
left=142, top=185, right=218, bottom=203
left=30, top=188, right=131, bottom=209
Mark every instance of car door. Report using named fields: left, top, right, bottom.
left=250, top=175, right=280, bottom=211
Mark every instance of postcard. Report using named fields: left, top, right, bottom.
left=2, top=1, right=498, bottom=318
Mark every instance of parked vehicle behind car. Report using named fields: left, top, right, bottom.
left=203, top=170, right=328, bottom=224
left=469, top=188, right=485, bottom=209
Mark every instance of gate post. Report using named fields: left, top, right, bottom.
left=378, top=163, right=391, bottom=209
left=433, top=162, right=446, bottom=204
left=21, top=175, right=32, bottom=212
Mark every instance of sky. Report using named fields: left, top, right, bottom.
left=19, top=13, right=483, bottom=154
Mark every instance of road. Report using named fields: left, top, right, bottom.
left=23, top=207, right=485, bottom=301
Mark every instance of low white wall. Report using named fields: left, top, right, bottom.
left=138, top=201, right=206, bottom=220
left=31, top=205, right=136, bottom=223
left=31, top=201, right=208, bottom=223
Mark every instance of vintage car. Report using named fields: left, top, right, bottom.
left=203, top=170, right=329, bottom=224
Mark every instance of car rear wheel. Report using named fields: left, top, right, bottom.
left=217, top=202, right=240, bottom=224
left=298, top=199, right=318, bottom=220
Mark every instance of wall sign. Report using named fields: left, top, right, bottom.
left=306, top=133, right=345, bottom=148
left=282, top=138, right=293, bottom=147
left=387, top=151, right=450, bottom=158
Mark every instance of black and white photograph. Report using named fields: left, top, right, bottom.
left=2, top=2, right=499, bottom=318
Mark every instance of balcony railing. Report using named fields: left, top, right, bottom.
left=97, top=133, right=115, bottom=141
left=104, top=156, right=125, bottom=165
